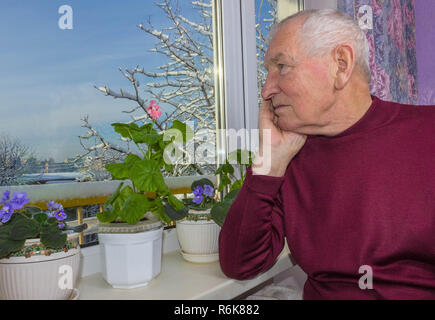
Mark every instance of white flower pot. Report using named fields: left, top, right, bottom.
left=0, top=237, right=80, bottom=300
left=98, top=226, right=163, bottom=289
left=176, top=209, right=221, bottom=263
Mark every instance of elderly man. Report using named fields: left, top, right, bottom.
left=219, top=9, right=435, bottom=299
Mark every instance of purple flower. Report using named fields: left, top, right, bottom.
left=203, top=185, right=214, bottom=198
left=192, top=194, right=203, bottom=205
left=46, top=201, right=66, bottom=221
left=10, top=192, right=30, bottom=210
left=193, top=186, right=203, bottom=197
left=1, top=190, right=10, bottom=204
left=47, top=200, right=62, bottom=211
left=58, top=222, right=65, bottom=230
left=55, top=208, right=67, bottom=221
left=0, top=203, right=14, bottom=223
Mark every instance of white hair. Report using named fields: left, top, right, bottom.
left=268, top=9, right=371, bottom=81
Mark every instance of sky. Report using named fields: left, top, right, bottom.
left=0, top=0, right=271, bottom=163
left=0, top=0, right=199, bottom=162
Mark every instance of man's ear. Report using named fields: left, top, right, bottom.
left=332, top=44, right=355, bottom=90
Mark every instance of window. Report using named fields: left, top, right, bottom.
left=0, top=1, right=218, bottom=186
left=0, top=0, right=219, bottom=246
left=0, top=0, right=303, bottom=249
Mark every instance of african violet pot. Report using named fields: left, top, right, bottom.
left=176, top=209, right=221, bottom=263
left=0, top=233, right=80, bottom=300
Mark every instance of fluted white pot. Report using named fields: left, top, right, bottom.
left=176, top=209, right=221, bottom=263
left=0, top=238, right=80, bottom=300
left=98, top=213, right=163, bottom=289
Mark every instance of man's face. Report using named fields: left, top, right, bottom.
left=262, top=20, right=337, bottom=134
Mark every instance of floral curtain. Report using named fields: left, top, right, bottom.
left=337, top=0, right=418, bottom=105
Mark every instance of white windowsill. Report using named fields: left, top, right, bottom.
left=77, top=229, right=294, bottom=300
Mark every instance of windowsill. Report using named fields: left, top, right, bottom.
left=77, top=230, right=294, bottom=300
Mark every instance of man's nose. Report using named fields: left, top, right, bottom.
left=261, top=72, right=280, bottom=100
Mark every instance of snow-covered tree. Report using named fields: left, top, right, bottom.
left=77, top=0, right=277, bottom=180
left=0, top=135, right=30, bottom=186
left=256, top=0, right=278, bottom=102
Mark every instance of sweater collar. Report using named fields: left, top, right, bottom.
left=307, top=96, right=399, bottom=140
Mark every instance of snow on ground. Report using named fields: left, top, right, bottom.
left=0, top=175, right=216, bottom=202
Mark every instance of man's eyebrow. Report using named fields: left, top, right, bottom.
left=264, top=53, right=282, bottom=70
left=264, top=52, right=297, bottom=70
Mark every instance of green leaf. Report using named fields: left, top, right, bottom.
left=9, top=214, right=40, bottom=241
left=230, top=179, right=244, bottom=191
left=46, top=217, right=58, bottom=225
left=97, top=200, right=121, bottom=223
left=218, top=174, right=232, bottom=192
left=210, top=199, right=234, bottom=227
left=105, top=154, right=142, bottom=181
left=169, top=120, right=194, bottom=143
left=223, top=162, right=235, bottom=175
left=40, top=224, right=67, bottom=249
left=112, top=122, right=161, bottom=146
left=224, top=188, right=240, bottom=201
left=168, top=194, right=185, bottom=211
left=105, top=162, right=129, bottom=180
left=125, top=153, right=142, bottom=165
left=134, top=130, right=161, bottom=146
left=111, top=122, right=140, bottom=140
left=0, top=238, right=25, bottom=259
left=0, top=223, right=13, bottom=239
left=32, top=213, right=48, bottom=224
left=104, top=182, right=124, bottom=208
left=163, top=199, right=188, bottom=222
left=215, top=162, right=234, bottom=175
left=129, top=159, right=166, bottom=193
left=119, top=185, right=135, bottom=201
left=150, top=199, right=171, bottom=225
left=119, top=193, right=152, bottom=224
left=96, top=209, right=118, bottom=223
left=164, top=163, right=174, bottom=174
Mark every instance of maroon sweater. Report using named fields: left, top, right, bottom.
left=219, top=96, right=435, bottom=299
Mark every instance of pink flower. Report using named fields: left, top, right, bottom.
left=146, top=100, right=162, bottom=120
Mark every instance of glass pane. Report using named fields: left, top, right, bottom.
left=255, top=0, right=278, bottom=101
left=0, top=0, right=217, bottom=247
left=0, top=0, right=216, bottom=187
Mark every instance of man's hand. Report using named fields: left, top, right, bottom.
left=252, top=100, right=307, bottom=177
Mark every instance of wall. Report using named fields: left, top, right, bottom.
left=415, top=1, right=435, bottom=105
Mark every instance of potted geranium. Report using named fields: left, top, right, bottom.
left=0, top=190, right=87, bottom=300
left=176, top=178, right=221, bottom=263
left=96, top=100, right=189, bottom=288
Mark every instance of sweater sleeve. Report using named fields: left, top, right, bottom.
left=218, top=166, right=287, bottom=280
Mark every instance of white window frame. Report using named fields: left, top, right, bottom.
left=218, top=0, right=307, bottom=159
